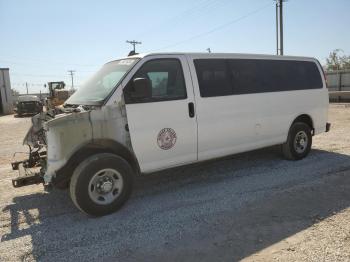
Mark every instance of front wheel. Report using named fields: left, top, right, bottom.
left=69, top=153, right=133, bottom=216
left=282, top=122, right=312, bottom=160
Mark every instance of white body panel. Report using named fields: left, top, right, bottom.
left=121, top=53, right=328, bottom=173
left=194, top=89, right=328, bottom=161
left=123, top=55, right=198, bottom=172
left=186, top=53, right=328, bottom=161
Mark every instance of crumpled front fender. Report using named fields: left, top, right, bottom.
left=43, top=111, right=93, bottom=183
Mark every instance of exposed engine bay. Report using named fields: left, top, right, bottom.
left=11, top=106, right=92, bottom=188
left=12, top=110, right=55, bottom=188
left=10, top=101, right=132, bottom=189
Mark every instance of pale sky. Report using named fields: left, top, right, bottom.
left=1, top=0, right=349, bottom=94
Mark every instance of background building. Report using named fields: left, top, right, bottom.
left=0, top=68, right=13, bottom=115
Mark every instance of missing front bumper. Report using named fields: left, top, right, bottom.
left=12, top=165, right=44, bottom=187
left=11, top=150, right=46, bottom=188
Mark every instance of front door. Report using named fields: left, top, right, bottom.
left=123, top=55, right=197, bottom=173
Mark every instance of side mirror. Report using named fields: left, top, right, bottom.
left=129, top=78, right=152, bottom=99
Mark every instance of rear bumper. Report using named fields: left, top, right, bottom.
left=326, top=122, right=331, bottom=132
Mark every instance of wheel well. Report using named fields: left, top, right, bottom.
left=292, top=114, right=314, bottom=132
left=52, top=139, right=140, bottom=189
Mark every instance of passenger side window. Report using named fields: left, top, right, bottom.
left=229, top=59, right=323, bottom=94
left=194, top=58, right=322, bottom=98
left=229, top=59, right=264, bottom=94
left=124, top=59, right=187, bottom=103
left=194, top=59, right=232, bottom=97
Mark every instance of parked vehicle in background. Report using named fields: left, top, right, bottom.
left=46, top=81, right=70, bottom=109
left=14, top=95, right=42, bottom=116
left=11, top=53, right=330, bottom=216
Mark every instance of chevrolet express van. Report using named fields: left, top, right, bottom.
left=11, top=53, right=330, bottom=216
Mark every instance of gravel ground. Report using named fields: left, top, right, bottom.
left=0, top=104, right=350, bottom=262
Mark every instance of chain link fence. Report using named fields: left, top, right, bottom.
left=326, top=70, right=350, bottom=102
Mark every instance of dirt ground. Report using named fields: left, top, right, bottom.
left=0, top=105, right=350, bottom=262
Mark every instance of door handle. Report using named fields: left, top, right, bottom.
left=188, top=102, right=195, bottom=118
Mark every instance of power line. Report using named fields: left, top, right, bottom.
left=0, top=56, right=99, bottom=67
left=13, top=82, right=45, bottom=86
left=168, top=0, right=219, bottom=21
left=166, top=0, right=232, bottom=29
left=10, top=70, right=93, bottom=78
left=10, top=72, right=68, bottom=78
left=0, top=58, right=96, bottom=67
left=149, top=2, right=271, bottom=52
left=136, top=0, right=222, bottom=38
left=11, top=82, right=83, bottom=87
left=157, top=0, right=214, bottom=25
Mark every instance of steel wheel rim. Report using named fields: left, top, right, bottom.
left=88, top=168, right=124, bottom=205
left=293, top=131, right=308, bottom=154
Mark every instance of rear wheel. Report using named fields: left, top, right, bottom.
left=282, top=122, right=312, bottom=160
left=69, top=153, right=133, bottom=216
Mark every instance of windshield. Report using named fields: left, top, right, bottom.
left=65, top=58, right=139, bottom=105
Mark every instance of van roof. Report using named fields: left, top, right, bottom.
left=124, top=52, right=317, bottom=62
left=106, top=52, right=318, bottom=65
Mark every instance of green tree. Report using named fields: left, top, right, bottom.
left=326, top=49, right=350, bottom=71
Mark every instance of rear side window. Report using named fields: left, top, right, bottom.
left=193, top=59, right=231, bottom=97
left=229, top=59, right=323, bottom=94
left=194, top=58, right=323, bottom=97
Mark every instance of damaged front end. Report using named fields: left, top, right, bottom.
left=11, top=111, right=54, bottom=188
left=11, top=100, right=132, bottom=190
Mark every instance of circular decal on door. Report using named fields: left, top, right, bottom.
left=157, top=128, right=177, bottom=150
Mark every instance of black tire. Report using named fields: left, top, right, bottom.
left=282, top=122, right=312, bottom=160
left=69, top=153, right=133, bottom=216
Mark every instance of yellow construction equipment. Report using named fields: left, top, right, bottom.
left=46, top=81, right=70, bottom=109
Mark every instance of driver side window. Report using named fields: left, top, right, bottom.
left=124, top=58, right=187, bottom=104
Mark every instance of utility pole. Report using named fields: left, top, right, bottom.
left=275, top=1, right=279, bottom=55
left=279, top=0, right=284, bottom=55
left=25, top=82, right=29, bottom=94
left=206, top=48, right=211, bottom=53
left=68, top=70, right=75, bottom=90
left=126, top=40, right=142, bottom=53
left=275, top=0, right=286, bottom=55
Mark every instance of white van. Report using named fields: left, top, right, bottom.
left=12, top=53, right=330, bottom=216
